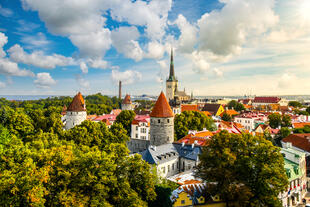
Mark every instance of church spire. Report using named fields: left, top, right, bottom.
left=168, top=47, right=176, bottom=81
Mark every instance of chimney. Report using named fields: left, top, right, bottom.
left=119, top=81, right=122, bottom=100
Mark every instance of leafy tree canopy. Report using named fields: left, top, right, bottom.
left=221, top=112, right=232, bottom=122
left=115, top=110, right=136, bottom=136
left=196, top=131, right=288, bottom=206
left=227, top=100, right=245, bottom=112
left=174, top=111, right=215, bottom=140
left=268, top=113, right=282, bottom=129
left=288, top=101, right=302, bottom=108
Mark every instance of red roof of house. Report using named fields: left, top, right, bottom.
left=253, top=96, right=281, bottom=103
left=282, top=134, right=310, bottom=152
left=177, top=137, right=210, bottom=146
left=181, top=104, right=198, bottom=112
left=111, top=109, right=122, bottom=116
left=220, top=109, right=239, bottom=117
left=67, top=92, right=86, bottom=112
left=61, top=105, right=67, bottom=115
left=150, top=92, right=174, bottom=118
left=122, top=94, right=132, bottom=104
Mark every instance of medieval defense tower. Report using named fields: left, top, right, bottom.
left=166, top=48, right=178, bottom=102
left=150, top=92, right=174, bottom=146
left=64, top=92, right=87, bottom=130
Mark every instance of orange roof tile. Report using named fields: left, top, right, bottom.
left=181, top=104, right=198, bottom=112
left=122, top=94, right=132, bottom=104
left=111, top=109, right=122, bottom=116
left=150, top=92, right=174, bottom=118
left=67, top=92, right=86, bottom=112
left=220, top=109, right=239, bottom=117
left=202, top=111, right=212, bottom=116
left=293, top=122, right=310, bottom=129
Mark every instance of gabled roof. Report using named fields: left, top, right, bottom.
left=122, top=94, right=132, bottom=104
left=67, top=92, right=86, bottom=112
left=201, top=104, right=221, bottom=115
left=181, top=104, right=198, bottom=112
left=282, top=133, right=310, bottom=152
left=253, top=96, right=281, bottom=103
left=150, top=92, right=174, bottom=118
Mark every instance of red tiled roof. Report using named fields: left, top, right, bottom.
left=177, top=137, right=210, bottom=146
left=181, top=104, right=198, bottom=112
left=61, top=105, right=67, bottom=115
left=220, top=109, right=239, bottom=117
left=67, top=92, right=86, bottom=112
left=111, top=109, right=122, bottom=116
left=150, top=92, right=174, bottom=118
left=293, top=122, right=310, bottom=129
left=122, top=94, right=132, bottom=104
left=253, top=96, right=281, bottom=103
left=282, top=134, right=310, bottom=152
left=202, top=111, right=212, bottom=116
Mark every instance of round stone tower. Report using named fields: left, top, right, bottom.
left=150, top=92, right=174, bottom=146
left=122, top=94, right=133, bottom=110
left=65, top=92, right=87, bottom=130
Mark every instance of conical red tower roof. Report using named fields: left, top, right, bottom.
left=150, top=92, right=174, bottom=118
left=67, top=92, right=86, bottom=112
left=122, top=94, right=132, bottom=104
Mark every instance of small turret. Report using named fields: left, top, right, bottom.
left=64, top=92, right=87, bottom=130
left=122, top=94, right=133, bottom=110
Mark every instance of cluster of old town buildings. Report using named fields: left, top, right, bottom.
left=60, top=50, right=310, bottom=207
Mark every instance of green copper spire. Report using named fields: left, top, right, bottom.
left=168, top=47, right=176, bottom=81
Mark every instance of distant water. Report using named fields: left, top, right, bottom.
left=0, top=95, right=60, bottom=101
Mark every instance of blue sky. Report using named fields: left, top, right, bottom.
left=0, top=0, right=310, bottom=96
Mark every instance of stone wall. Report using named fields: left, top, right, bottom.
left=64, top=111, right=87, bottom=130
left=127, top=138, right=150, bottom=153
left=150, top=117, right=174, bottom=146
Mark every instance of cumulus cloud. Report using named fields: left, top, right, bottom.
left=8, top=44, right=75, bottom=69
left=191, top=51, right=210, bottom=74
left=87, top=58, right=108, bottom=69
left=34, top=72, right=57, bottom=88
left=198, top=0, right=278, bottom=56
left=111, top=26, right=143, bottom=61
left=75, top=74, right=90, bottom=89
left=278, top=73, right=297, bottom=88
left=80, top=62, right=88, bottom=74
left=0, top=32, right=8, bottom=58
left=111, top=70, right=142, bottom=85
left=173, top=14, right=198, bottom=53
left=145, top=41, right=165, bottom=59
left=0, top=58, right=34, bottom=77
left=20, top=32, right=50, bottom=49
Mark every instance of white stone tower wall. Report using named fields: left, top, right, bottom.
left=122, top=103, right=133, bottom=110
left=65, top=111, right=87, bottom=130
left=150, top=117, right=174, bottom=146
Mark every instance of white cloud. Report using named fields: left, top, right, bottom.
left=111, top=26, right=143, bottom=61
left=20, top=32, right=49, bottom=49
left=8, top=44, right=75, bottom=69
left=34, top=72, right=57, bottom=88
left=0, top=4, right=13, bottom=17
left=278, top=73, right=297, bottom=88
left=0, top=81, right=5, bottom=88
left=145, top=41, right=165, bottom=59
left=111, top=70, right=142, bottom=85
left=191, top=51, right=210, bottom=74
left=80, top=62, right=88, bottom=74
left=0, top=32, right=8, bottom=58
left=75, top=74, right=90, bottom=89
left=213, top=68, right=223, bottom=77
left=0, top=58, right=34, bottom=77
left=198, top=0, right=278, bottom=56
left=87, top=58, right=108, bottom=69
left=173, top=14, right=198, bottom=53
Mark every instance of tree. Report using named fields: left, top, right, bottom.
left=268, top=113, right=282, bottom=129
left=174, top=111, right=216, bottom=140
left=278, top=127, right=291, bottom=139
left=281, top=114, right=291, bottom=127
left=227, top=100, right=245, bottom=112
left=288, top=101, right=302, bottom=108
left=306, top=106, right=310, bottom=114
left=196, top=131, right=288, bottom=206
left=115, top=110, right=136, bottom=135
left=221, top=112, right=232, bottom=122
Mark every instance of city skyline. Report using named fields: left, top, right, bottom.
left=0, top=0, right=310, bottom=96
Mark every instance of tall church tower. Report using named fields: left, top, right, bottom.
left=150, top=92, right=174, bottom=146
left=166, top=48, right=178, bottom=101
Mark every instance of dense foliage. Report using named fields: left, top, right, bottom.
left=288, top=101, right=302, bottom=108
left=174, top=111, right=215, bottom=140
left=268, top=113, right=291, bottom=129
left=293, top=125, right=310, bottom=133
left=196, top=131, right=288, bottom=206
left=227, top=100, right=245, bottom=112
left=115, top=110, right=136, bottom=136
left=221, top=112, right=232, bottom=122
left=0, top=102, right=157, bottom=206
left=0, top=93, right=120, bottom=116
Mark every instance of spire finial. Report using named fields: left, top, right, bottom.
left=168, top=47, right=176, bottom=81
